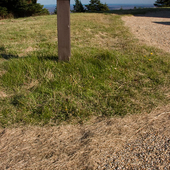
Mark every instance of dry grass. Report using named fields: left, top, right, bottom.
left=22, top=80, right=39, bottom=90
left=0, top=105, right=169, bottom=169
left=0, top=91, right=7, bottom=98
left=0, top=70, right=6, bottom=77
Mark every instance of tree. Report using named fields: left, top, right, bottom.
left=54, top=6, right=57, bottom=14
left=0, top=6, right=8, bottom=18
left=154, top=0, right=170, bottom=7
left=0, top=0, right=49, bottom=18
left=32, top=0, right=37, bottom=4
left=73, top=0, right=85, bottom=12
left=85, top=0, right=109, bottom=12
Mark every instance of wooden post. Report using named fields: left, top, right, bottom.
left=57, top=0, right=71, bottom=61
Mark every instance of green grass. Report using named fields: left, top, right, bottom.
left=0, top=13, right=170, bottom=127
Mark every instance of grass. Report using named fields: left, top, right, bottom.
left=0, top=12, right=170, bottom=127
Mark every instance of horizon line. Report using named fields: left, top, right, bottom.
left=43, top=3, right=154, bottom=6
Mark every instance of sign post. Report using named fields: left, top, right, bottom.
left=57, top=0, right=71, bottom=61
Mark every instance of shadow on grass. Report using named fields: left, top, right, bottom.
left=0, top=46, right=6, bottom=52
left=37, top=55, right=59, bottom=62
left=0, top=53, right=19, bottom=60
left=0, top=53, right=58, bottom=61
left=0, top=45, right=19, bottom=60
left=0, top=45, right=59, bottom=61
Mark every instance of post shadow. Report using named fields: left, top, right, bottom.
left=0, top=54, right=19, bottom=60
left=0, top=46, right=19, bottom=59
left=37, top=55, right=59, bottom=62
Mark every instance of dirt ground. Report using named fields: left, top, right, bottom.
left=0, top=11, right=170, bottom=169
left=122, top=11, right=170, bottom=53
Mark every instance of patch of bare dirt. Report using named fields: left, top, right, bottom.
left=0, top=105, right=169, bottom=169
left=0, top=91, right=7, bottom=98
left=19, top=46, right=37, bottom=57
left=22, top=80, right=39, bottom=90
left=122, top=11, right=170, bottom=53
left=25, top=46, right=36, bottom=53
left=0, top=70, right=6, bottom=77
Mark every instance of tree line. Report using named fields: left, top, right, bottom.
left=154, top=0, right=170, bottom=7
left=73, top=0, right=170, bottom=12
left=73, top=0, right=109, bottom=12
left=0, top=0, right=49, bottom=19
left=0, top=0, right=169, bottom=19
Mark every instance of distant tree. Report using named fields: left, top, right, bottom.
left=0, top=6, right=8, bottom=18
left=0, top=0, right=49, bottom=18
left=73, top=0, right=85, bottom=12
left=85, top=0, right=109, bottom=12
left=32, top=0, right=37, bottom=4
left=54, top=6, right=57, bottom=14
left=154, top=0, right=170, bottom=7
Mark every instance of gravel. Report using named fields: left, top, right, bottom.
left=122, top=11, right=170, bottom=53
left=97, top=125, right=170, bottom=170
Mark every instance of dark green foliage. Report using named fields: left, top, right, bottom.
left=0, top=6, right=8, bottom=18
left=85, top=0, right=109, bottom=12
left=54, top=6, right=57, bottom=14
left=32, top=0, right=37, bottom=4
left=0, top=0, right=49, bottom=18
left=73, top=0, right=85, bottom=12
left=15, top=3, right=49, bottom=17
left=154, top=0, right=170, bottom=7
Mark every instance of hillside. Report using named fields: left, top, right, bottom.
left=0, top=11, right=170, bottom=169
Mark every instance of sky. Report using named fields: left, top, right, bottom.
left=37, top=0, right=156, bottom=5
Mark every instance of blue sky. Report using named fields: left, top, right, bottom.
left=37, top=0, right=156, bottom=5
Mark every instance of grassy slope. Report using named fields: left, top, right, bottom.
left=0, top=13, right=169, bottom=127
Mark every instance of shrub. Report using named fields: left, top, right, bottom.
left=0, top=6, right=8, bottom=18
left=0, top=0, right=49, bottom=18
left=154, top=0, right=170, bottom=7
left=54, top=6, right=57, bottom=14
left=85, top=0, right=109, bottom=12
left=73, top=0, right=85, bottom=12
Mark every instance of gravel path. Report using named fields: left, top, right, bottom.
left=122, top=11, right=170, bottom=53
left=97, top=111, right=170, bottom=169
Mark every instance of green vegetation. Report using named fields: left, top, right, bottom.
left=0, top=6, right=8, bottom=18
left=85, top=0, right=109, bottom=12
left=154, top=0, right=170, bottom=7
left=0, top=13, right=169, bottom=127
left=54, top=6, right=57, bottom=14
left=0, top=0, right=49, bottom=19
left=73, top=0, right=109, bottom=12
left=73, top=0, right=85, bottom=12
